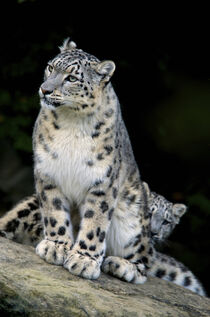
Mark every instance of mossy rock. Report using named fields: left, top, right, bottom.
left=0, top=238, right=209, bottom=316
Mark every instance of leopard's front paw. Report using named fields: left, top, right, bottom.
left=102, top=256, right=147, bottom=284
left=36, top=239, right=71, bottom=265
left=64, top=251, right=101, bottom=279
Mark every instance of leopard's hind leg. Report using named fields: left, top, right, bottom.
left=0, top=194, right=43, bottom=246
left=102, top=180, right=153, bottom=284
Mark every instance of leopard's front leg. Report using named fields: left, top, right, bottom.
left=35, top=173, right=73, bottom=266
left=64, top=183, right=114, bottom=279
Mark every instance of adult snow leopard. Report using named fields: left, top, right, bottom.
left=0, top=39, right=206, bottom=296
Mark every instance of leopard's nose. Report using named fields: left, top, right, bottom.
left=40, top=86, right=53, bottom=95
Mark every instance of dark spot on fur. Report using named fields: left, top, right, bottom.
left=183, top=276, right=191, bottom=286
left=44, top=184, right=56, bottom=190
left=137, top=245, right=145, bottom=253
left=82, top=104, right=88, bottom=109
left=52, top=152, right=58, bottom=159
left=106, top=166, right=112, bottom=177
left=53, top=122, right=60, bottom=129
left=28, top=224, right=34, bottom=232
left=125, top=254, right=134, bottom=260
left=18, top=209, right=31, bottom=218
left=133, top=234, right=141, bottom=247
left=87, top=160, right=94, bottom=167
left=33, top=212, right=42, bottom=222
left=79, top=240, right=87, bottom=249
left=112, top=187, right=118, bottom=199
left=148, top=247, right=153, bottom=256
left=169, top=271, right=177, bottom=281
left=95, top=122, right=105, bottom=130
left=58, top=226, right=66, bottom=235
left=141, top=256, right=148, bottom=264
left=93, top=179, right=103, bottom=186
left=99, top=231, right=105, bottom=242
left=43, top=143, right=50, bottom=152
left=35, top=225, right=43, bottom=236
left=100, top=201, right=109, bottom=213
left=65, top=220, right=70, bottom=226
left=71, top=263, right=77, bottom=270
left=6, top=219, right=20, bottom=232
left=91, top=130, right=100, bottom=138
left=41, top=190, right=47, bottom=202
left=108, top=208, right=114, bottom=220
left=104, top=145, right=113, bottom=155
left=50, top=217, right=57, bottom=227
left=97, top=153, right=104, bottom=160
left=53, top=250, right=57, bottom=261
left=50, top=232, right=56, bottom=237
left=91, top=190, right=105, bottom=196
left=44, top=217, right=48, bottom=226
left=51, top=110, right=58, bottom=120
left=84, top=209, right=94, bottom=218
left=105, top=108, right=114, bottom=118
left=87, top=231, right=94, bottom=240
left=96, top=227, right=100, bottom=237
left=52, top=198, right=62, bottom=210
left=28, top=202, right=38, bottom=211
left=89, top=245, right=96, bottom=251
left=39, top=133, right=44, bottom=142
left=179, top=263, right=188, bottom=273
left=24, top=222, right=29, bottom=230
left=156, top=269, right=166, bottom=278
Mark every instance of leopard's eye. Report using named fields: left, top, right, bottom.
left=48, top=65, right=53, bottom=73
left=66, top=75, right=78, bottom=82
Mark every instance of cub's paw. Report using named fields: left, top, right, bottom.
left=64, top=251, right=100, bottom=280
left=36, top=239, right=71, bottom=265
left=102, top=256, right=147, bottom=284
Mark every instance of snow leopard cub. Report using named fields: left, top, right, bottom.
left=143, top=182, right=187, bottom=243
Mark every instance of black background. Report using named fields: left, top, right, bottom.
left=0, top=1, right=210, bottom=295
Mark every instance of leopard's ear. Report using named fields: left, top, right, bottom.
left=59, top=38, right=77, bottom=52
left=172, top=204, right=187, bottom=218
left=142, top=182, right=151, bottom=197
left=96, top=60, right=115, bottom=82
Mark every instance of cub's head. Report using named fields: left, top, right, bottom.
left=39, top=38, right=115, bottom=112
left=143, top=182, right=187, bottom=244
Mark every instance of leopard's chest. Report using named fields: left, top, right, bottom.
left=35, top=129, right=107, bottom=205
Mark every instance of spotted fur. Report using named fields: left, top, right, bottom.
left=0, top=39, right=206, bottom=296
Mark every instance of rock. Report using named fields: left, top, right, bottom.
left=0, top=237, right=209, bottom=317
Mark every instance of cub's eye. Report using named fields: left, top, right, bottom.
left=66, top=75, right=78, bottom=82
left=48, top=65, right=53, bottom=73
left=162, top=220, right=170, bottom=225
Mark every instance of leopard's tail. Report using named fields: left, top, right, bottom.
left=0, top=194, right=43, bottom=246
left=148, top=251, right=206, bottom=297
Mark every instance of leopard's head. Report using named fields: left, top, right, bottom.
left=39, top=38, right=115, bottom=113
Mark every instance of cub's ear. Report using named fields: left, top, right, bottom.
left=173, top=204, right=187, bottom=218
left=59, top=38, right=77, bottom=52
left=96, top=60, right=116, bottom=81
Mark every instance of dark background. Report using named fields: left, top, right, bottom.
left=0, top=1, right=210, bottom=295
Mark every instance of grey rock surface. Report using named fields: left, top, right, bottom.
left=0, top=237, right=209, bottom=317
